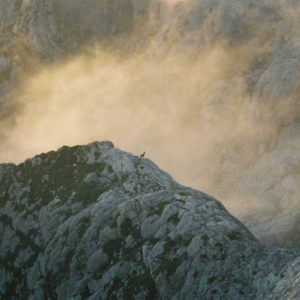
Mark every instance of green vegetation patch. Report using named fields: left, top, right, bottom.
left=146, top=200, right=169, bottom=217
left=123, top=270, right=158, bottom=299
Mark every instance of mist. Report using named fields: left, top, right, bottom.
left=1, top=0, right=300, bottom=245
left=1, top=41, right=264, bottom=184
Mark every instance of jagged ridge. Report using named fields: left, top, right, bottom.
left=0, top=141, right=300, bottom=299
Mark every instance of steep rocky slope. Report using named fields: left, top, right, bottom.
left=0, top=141, right=300, bottom=299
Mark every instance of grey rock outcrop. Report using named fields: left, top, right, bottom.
left=0, top=141, right=300, bottom=299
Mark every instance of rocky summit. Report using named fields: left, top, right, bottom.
left=0, top=141, right=300, bottom=299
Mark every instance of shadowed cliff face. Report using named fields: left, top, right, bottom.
left=0, top=141, right=300, bottom=299
left=0, top=0, right=300, bottom=247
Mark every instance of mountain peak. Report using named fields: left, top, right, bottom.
left=0, top=142, right=300, bottom=299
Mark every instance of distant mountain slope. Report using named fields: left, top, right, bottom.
left=0, top=0, right=150, bottom=108
left=0, top=141, right=299, bottom=299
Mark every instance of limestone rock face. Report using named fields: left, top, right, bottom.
left=0, top=0, right=149, bottom=54
left=0, top=141, right=299, bottom=299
